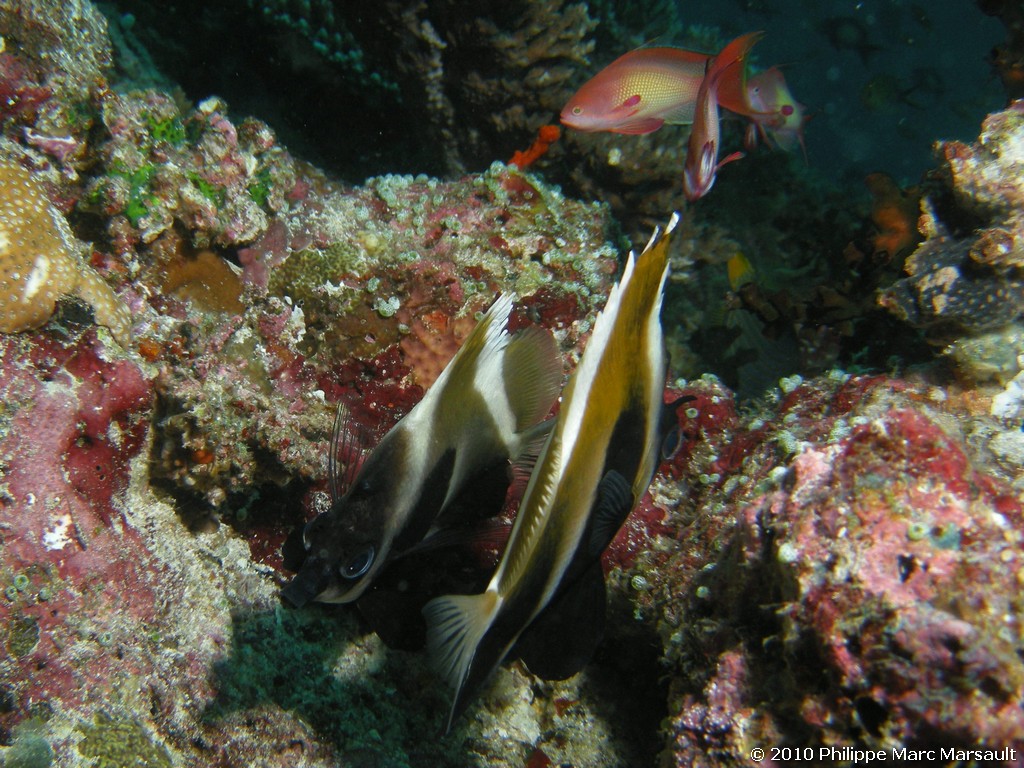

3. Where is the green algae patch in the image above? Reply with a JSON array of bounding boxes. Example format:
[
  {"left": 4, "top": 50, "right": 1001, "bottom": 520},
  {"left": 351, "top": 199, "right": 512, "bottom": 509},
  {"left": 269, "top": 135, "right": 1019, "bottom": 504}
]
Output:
[
  {"left": 76, "top": 712, "right": 173, "bottom": 768},
  {"left": 5, "top": 614, "right": 40, "bottom": 658},
  {"left": 204, "top": 607, "right": 449, "bottom": 768},
  {"left": 3, "top": 719, "right": 54, "bottom": 768}
]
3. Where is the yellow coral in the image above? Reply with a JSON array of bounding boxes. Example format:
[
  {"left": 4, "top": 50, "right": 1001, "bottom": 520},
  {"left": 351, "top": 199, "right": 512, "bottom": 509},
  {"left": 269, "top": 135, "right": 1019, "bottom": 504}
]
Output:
[{"left": 0, "top": 160, "right": 130, "bottom": 345}]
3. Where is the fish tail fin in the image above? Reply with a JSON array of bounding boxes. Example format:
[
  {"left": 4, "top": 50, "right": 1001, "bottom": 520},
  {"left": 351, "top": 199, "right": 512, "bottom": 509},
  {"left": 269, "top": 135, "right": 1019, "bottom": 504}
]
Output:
[
  {"left": 423, "top": 590, "right": 499, "bottom": 732},
  {"left": 711, "top": 31, "right": 764, "bottom": 109},
  {"left": 713, "top": 31, "right": 763, "bottom": 77}
]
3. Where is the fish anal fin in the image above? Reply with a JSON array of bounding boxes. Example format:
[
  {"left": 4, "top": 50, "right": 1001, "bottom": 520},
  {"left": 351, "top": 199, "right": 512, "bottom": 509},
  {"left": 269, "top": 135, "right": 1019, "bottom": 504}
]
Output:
[
  {"left": 589, "top": 469, "right": 635, "bottom": 559},
  {"left": 613, "top": 118, "right": 665, "bottom": 135},
  {"left": 501, "top": 326, "right": 562, "bottom": 433},
  {"left": 514, "top": 563, "right": 607, "bottom": 681}
]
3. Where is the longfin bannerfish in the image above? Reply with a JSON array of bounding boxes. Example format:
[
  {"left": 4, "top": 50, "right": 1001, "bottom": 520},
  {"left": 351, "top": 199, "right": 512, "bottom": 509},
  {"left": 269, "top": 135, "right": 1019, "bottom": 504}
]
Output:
[
  {"left": 282, "top": 293, "right": 562, "bottom": 608},
  {"left": 423, "top": 214, "right": 681, "bottom": 733}
]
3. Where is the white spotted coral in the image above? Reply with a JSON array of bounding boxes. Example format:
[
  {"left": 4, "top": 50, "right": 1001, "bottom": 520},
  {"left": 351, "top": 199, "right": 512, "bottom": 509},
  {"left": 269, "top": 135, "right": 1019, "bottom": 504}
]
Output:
[{"left": 0, "top": 160, "right": 131, "bottom": 345}]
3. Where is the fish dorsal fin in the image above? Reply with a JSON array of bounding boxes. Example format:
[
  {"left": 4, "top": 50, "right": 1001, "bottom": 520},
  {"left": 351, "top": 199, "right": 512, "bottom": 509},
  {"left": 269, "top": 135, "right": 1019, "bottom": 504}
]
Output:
[
  {"left": 588, "top": 470, "right": 635, "bottom": 558},
  {"left": 514, "top": 562, "right": 607, "bottom": 681},
  {"left": 500, "top": 326, "right": 562, "bottom": 434},
  {"left": 423, "top": 590, "right": 499, "bottom": 732},
  {"left": 432, "top": 293, "right": 515, "bottom": 403},
  {"left": 329, "top": 401, "right": 374, "bottom": 503}
]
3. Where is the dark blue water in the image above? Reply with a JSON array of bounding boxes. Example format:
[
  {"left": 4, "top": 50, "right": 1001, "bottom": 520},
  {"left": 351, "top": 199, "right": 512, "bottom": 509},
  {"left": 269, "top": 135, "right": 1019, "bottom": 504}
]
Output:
[{"left": 696, "top": 0, "right": 1005, "bottom": 184}]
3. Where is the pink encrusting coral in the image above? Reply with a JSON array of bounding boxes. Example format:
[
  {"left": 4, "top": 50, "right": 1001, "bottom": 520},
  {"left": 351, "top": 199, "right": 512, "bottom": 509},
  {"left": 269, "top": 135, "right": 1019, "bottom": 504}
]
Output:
[
  {"left": 0, "top": 330, "right": 158, "bottom": 718},
  {"left": 628, "top": 373, "right": 1024, "bottom": 761}
]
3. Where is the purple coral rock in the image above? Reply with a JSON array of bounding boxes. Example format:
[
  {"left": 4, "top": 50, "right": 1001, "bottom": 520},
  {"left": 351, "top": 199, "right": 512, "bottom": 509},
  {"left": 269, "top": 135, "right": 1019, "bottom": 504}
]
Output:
[{"left": 650, "top": 374, "right": 1024, "bottom": 761}]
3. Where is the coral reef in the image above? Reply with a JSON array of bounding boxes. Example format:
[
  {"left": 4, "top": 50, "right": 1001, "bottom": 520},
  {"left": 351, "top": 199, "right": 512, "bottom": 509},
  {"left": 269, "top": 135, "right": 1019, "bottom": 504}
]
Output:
[
  {"left": 0, "top": 0, "right": 112, "bottom": 166},
  {"left": 629, "top": 373, "right": 1024, "bottom": 762},
  {"left": 879, "top": 101, "right": 1024, "bottom": 383},
  {"left": 0, "top": 159, "right": 131, "bottom": 345},
  {"left": 144, "top": 158, "right": 617, "bottom": 516},
  {"left": 1, "top": 1, "right": 1022, "bottom": 766},
  {"left": 81, "top": 90, "right": 298, "bottom": 251}
]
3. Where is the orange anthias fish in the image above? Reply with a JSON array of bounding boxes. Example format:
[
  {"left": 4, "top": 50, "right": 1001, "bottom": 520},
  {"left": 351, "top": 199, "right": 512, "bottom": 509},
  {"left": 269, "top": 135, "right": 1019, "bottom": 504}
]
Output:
[
  {"left": 744, "top": 67, "right": 809, "bottom": 156},
  {"left": 683, "top": 32, "right": 763, "bottom": 201},
  {"left": 560, "top": 42, "right": 754, "bottom": 135}
]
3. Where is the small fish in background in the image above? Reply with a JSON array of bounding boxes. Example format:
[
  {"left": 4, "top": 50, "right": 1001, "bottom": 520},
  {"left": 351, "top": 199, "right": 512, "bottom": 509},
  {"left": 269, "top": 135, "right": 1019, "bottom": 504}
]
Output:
[
  {"left": 743, "top": 66, "right": 809, "bottom": 157},
  {"left": 818, "top": 15, "right": 884, "bottom": 66},
  {"left": 726, "top": 250, "right": 757, "bottom": 292},
  {"left": 282, "top": 293, "right": 562, "bottom": 608},
  {"left": 864, "top": 172, "right": 923, "bottom": 261},
  {"left": 559, "top": 43, "right": 753, "bottom": 135},
  {"left": 423, "top": 214, "right": 684, "bottom": 733},
  {"left": 683, "top": 32, "right": 763, "bottom": 201}
]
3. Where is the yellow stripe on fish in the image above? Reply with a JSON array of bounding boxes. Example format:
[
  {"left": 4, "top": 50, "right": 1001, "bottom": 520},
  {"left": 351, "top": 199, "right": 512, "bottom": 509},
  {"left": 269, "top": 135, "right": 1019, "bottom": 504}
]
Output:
[{"left": 423, "top": 214, "right": 681, "bottom": 732}]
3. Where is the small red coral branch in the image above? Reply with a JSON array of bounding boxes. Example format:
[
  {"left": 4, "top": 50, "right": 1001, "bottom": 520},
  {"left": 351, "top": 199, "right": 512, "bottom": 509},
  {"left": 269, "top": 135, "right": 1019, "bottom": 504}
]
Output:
[{"left": 508, "top": 125, "right": 561, "bottom": 169}]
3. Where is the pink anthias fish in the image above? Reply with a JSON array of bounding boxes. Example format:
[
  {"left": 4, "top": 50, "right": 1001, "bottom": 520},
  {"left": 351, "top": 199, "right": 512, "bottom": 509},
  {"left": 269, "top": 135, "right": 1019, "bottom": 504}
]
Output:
[
  {"left": 559, "top": 41, "right": 755, "bottom": 135},
  {"left": 683, "top": 32, "right": 763, "bottom": 201},
  {"left": 743, "top": 66, "right": 809, "bottom": 157}
]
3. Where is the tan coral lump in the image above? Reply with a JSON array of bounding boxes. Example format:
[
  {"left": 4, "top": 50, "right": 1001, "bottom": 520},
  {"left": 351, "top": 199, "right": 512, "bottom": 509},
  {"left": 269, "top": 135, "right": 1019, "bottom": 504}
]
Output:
[{"left": 0, "top": 160, "right": 131, "bottom": 345}]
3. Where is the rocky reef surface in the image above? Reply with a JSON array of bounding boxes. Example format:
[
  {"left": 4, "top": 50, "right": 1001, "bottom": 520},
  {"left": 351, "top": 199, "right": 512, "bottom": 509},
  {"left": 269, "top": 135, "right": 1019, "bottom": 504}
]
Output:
[{"left": 1, "top": 1, "right": 1022, "bottom": 766}]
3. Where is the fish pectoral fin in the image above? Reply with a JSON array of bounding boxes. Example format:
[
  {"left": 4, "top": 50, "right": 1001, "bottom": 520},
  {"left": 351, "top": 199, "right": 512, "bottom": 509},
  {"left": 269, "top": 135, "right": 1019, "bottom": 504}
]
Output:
[
  {"left": 502, "top": 326, "right": 562, "bottom": 433},
  {"left": 514, "top": 563, "right": 607, "bottom": 681},
  {"left": 328, "top": 400, "right": 378, "bottom": 502},
  {"left": 588, "top": 470, "right": 635, "bottom": 559},
  {"left": 509, "top": 417, "right": 554, "bottom": 495}
]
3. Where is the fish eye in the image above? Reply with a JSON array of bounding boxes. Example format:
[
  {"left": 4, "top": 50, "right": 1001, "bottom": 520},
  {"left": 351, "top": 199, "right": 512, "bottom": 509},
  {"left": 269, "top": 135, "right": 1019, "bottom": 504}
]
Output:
[
  {"left": 572, "top": 106, "right": 583, "bottom": 115},
  {"left": 661, "top": 425, "right": 684, "bottom": 461},
  {"left": 340, "top": 546, "right": 375, "bottom": 579}
]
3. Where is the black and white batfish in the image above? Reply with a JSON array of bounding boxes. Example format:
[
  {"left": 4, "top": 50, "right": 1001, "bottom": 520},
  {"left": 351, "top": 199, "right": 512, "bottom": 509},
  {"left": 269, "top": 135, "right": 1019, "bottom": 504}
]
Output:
[
  {"left": 282, "top": 293, "right": 562, "bottom": 608},
  {"left": 423, "top": 214, "right": 681, "bottom": 731}
]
